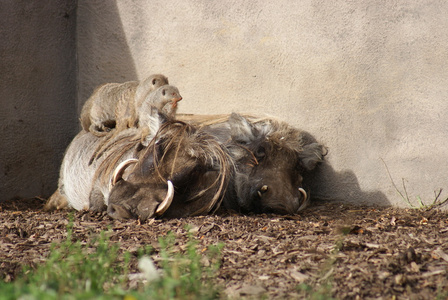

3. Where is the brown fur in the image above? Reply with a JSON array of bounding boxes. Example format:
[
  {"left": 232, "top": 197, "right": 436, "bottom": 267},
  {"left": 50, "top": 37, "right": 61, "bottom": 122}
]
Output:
[
  {"left": 79, "top": 74, "right": 169, "bottom": 136},
  {"left": 45, "top": 114, "right": 232, "bottom": 220},
  {"left": 43, "top": 189, "right": 68, "bottom": 211},
  {"left": 89, "top": 94, "right": 175, "bottom": 163},
  {"left": 104, "top": 120, "right": 232, "bottom": 220},
  {"left": 88, "top": 83, "right": 183, "bottom": 163},
  {"left": 179, "top": 112, "right": 327, "bottom": 215},
  {"left": 138, "top": 85, "right": 182, "bottom": 146}
]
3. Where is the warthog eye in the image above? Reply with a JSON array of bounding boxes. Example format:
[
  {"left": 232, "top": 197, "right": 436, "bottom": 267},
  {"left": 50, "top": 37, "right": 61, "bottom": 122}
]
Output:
[
  {"left": 254, "top": 146, "right": 266, "bottom": 161},
  {"left": 235, "top": 139, "right": 249, "bottom": 145}
]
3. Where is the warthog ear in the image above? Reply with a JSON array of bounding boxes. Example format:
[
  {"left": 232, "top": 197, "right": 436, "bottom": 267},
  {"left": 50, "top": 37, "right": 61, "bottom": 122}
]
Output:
[
  {"left": 299, "top": 143, "right": 327, "bottom": 171},
  {"left": 229, "top": 113, "right": 258, "bottom": 144}
]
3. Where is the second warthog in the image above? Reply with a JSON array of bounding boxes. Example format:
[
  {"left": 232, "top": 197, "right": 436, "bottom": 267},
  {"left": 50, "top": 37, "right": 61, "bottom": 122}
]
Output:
[{"left": 179, "top": 112, "right": 327, "bottom": 215}]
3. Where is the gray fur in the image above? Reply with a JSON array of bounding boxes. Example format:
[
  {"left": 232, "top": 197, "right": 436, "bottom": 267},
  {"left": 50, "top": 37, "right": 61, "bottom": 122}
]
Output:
[
  {"left": 178, "top": 112, "right": 327, "bottom": 215},
  {"left": 79, "top": 74, "right": 169, "bottom": 136},
  {"left": 45, "top": 114, "right": 232, "bottom": 222}
]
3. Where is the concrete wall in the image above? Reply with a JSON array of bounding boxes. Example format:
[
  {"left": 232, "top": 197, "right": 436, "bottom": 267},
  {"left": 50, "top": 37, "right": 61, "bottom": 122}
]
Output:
[
  {"left": 77, "top": 0, "right": 448, "bottom": 207},
  {"left": 3, "top": 1, "right": 448, "bottom": 207},
  {"left": 0, "top": 1, "right": 77, "bottom": 201}
]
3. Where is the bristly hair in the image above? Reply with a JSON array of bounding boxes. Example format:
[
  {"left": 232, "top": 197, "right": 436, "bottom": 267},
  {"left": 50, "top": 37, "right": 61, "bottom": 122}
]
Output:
[
  {"left": 93, "top": 113, "right": 166, "bottom": 186},
  {"left": 143, "top": 120, "right": 232, "bottom": 215},
  {"left": 94, "top": 120, "right": 232, "bottom": 216},
  {"left": 178, "top": 113, "right": 307, "bottom": 154},
  {"left": 94, "top": 127, "right": 142, "bottom": 188}
]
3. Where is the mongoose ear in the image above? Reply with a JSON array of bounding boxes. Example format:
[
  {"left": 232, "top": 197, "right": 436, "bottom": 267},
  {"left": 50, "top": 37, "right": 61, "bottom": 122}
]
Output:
[
  {"left": 299, "top": 143, "right": 327, "bottom": 171},
  {"left": 228, "top": 113, "right": 259, "bottom": 144}
]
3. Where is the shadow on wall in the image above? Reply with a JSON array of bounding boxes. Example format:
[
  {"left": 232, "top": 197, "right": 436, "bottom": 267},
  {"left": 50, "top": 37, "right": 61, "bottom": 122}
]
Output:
[
  {"left": 297, "top": 129, "right": 390, "bottom": 207},
  {"left": 77, "top": 0, "right": 138, "bottom": 116},
  {"left": 306, "top": 161, "right": 391, "bottom": 207},
  {"left": 293, "top": 130, "right": 389, "bottom": 207},
  {"left": 0, "top": 1, "right": 77, "bottom": 201}
]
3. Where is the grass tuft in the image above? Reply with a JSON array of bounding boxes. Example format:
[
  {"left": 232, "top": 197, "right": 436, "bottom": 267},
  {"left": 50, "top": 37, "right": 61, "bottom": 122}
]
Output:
[
  {"left": 381, "top": 158, "right": 448, "bottom": 210},
  {"left": 0, "top": 222, "right": 223, "bottom": 300},
  {"left": 132, "top": 230, "right": 224, "bottom": 300}
]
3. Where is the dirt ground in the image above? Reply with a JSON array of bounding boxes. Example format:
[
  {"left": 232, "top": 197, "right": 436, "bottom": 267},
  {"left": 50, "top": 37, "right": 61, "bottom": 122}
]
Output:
[{"left": 1, "top": 197, "right": 448, "bottom": 299}]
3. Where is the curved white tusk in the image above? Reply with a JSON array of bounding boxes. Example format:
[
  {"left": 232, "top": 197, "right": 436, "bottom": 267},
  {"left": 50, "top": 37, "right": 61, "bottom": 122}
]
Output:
[
  {"left": 155, "top": 180, "right": 174, "bottom": 216},
  {"left": 297, "top": 187, "right": 309, "bottom": 212},
  {"left": 111, "top": 158, "right": 139, "bottom": 187},
  {"left": 298, "top": 187, "right": 307, "bottom": 203}
]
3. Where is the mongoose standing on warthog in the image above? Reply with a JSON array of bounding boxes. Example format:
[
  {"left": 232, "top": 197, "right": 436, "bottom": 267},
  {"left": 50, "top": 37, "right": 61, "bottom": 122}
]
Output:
[
  {"left": 138, "top": 85, "right": 182, "bottom": 146},
  {"left": 89, "top": 83, "right": 183, "bottom": 162},
  {"left": 140, "top": 85, "right": 182, "bottom": 120},
  {"left": 79, "top": 74, "right": 169, "bottom": 136}
]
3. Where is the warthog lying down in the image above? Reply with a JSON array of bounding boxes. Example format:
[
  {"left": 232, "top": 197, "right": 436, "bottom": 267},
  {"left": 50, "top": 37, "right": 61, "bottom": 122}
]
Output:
[
  {"left": 179, "top": 113, "right": 327, "bottom": 215},
  {"left": 45, "top": 113, "right": 231, "bottom": 221}
]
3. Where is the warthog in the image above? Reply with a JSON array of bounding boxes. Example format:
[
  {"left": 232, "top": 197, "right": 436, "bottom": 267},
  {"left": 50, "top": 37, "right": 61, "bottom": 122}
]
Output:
[
  {"left": 178, "top": 113, "right": 327, "bottom": 215},
  {"left": 45, "top": 113, "right": 231, "bottom": 221}
]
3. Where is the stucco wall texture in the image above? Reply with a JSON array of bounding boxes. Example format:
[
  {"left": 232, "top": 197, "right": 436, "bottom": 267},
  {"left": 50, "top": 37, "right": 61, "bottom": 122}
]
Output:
[
  {"left": 0, "top": 1, "right": 77, "bottom": 201},
  {"left": 2, "top": 1, "right": 448, "bottom": 207},
  {"left": 77, "top": 1, "right": 448, "bottom": 207}
]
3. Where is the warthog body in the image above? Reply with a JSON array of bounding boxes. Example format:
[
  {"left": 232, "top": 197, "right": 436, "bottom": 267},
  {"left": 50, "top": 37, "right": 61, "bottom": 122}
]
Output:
[
  {"left": 46, "top": 114, "right": 231, "bottom": 221},
  {"left": 178, "top": 113, "right": 326, "bottom": 215},
  {"left": 45, "top": 129, "right": 140, "bottom": 212}
]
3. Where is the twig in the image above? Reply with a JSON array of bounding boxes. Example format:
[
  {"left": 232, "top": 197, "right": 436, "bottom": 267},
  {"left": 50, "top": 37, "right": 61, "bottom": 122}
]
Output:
[
  {"left": 429, "top": 188, "right": 448, "bottom": 209},
  {"left": 382, "top": 158, "right": 448, "bottom": 210},
  {"left": 381, "top": 158, "right": 413, "bottom": 208},
  {"left": 401, "top": 178, "right": 415, "bottom": 208}
]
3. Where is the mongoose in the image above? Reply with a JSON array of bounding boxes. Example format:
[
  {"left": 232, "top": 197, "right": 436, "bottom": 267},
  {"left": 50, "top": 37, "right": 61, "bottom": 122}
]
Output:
[
  {"left": 79, "top": 74, "right": 169, "bottom": 136},
  {"left": 138, "top": 85, "right": 182, "bottom": 127},
  {"left": 138, "top": 85, "right": 183, "bottom": 146},
  {"left": 89, "top": 84, "right": 182, "bottom": 162}
]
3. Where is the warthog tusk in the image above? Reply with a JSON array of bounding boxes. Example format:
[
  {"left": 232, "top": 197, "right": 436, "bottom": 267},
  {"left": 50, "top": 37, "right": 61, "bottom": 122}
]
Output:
[
  {"left": 111, "top": 158, "right": 139, "bottom": 188},
  {"left": 296, "top": 187, "right": 309, "bottom": 213},
  {"left": 155, "top": 180, "right": 174, "bottom": 216},
  {"left": 257, "top": 185, "right": 269, "bottom": 198},
  {"left": 297, "top": 187, "right": 309, "bottom": 212},
  {"left": 298, "top": 188, "right": 307, "bottom": 203}
]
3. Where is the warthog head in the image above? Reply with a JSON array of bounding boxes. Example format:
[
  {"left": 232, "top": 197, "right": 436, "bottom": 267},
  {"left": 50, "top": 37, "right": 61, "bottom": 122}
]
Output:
[
  {"left": 223, "top": 113, "right": 326, "bottom": 215},
  {"left": 106, "top": 120, "right": 231, "bottom": 221}
]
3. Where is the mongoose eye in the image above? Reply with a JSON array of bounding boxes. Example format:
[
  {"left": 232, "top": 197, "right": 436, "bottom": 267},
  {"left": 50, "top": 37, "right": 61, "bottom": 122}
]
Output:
[
  {"left": 162, "top": 89, "right": 166, "bottom": 96},
  {"left": 152, "top": 78, "right": 157, "bottom": 85}
]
